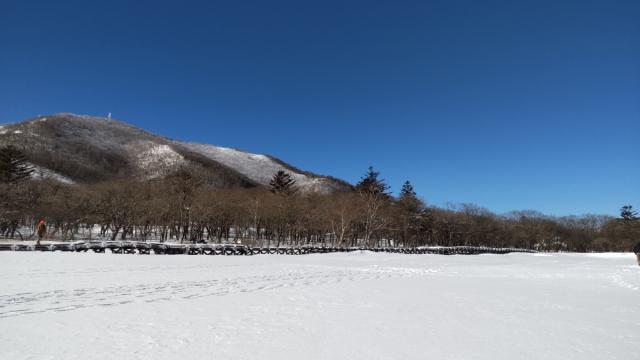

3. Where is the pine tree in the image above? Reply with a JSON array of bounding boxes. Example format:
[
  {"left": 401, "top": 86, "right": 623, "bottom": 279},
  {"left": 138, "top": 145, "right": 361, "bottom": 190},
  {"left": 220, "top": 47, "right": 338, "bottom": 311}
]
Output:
[
  {"left": 397, "top": 180, "right": 424, "bottom": 212},
  {"left": 398, "top": 180, "right": 422, "bottom": 212},
  {"left": 355, "top": 166, "right": 390, "bottom": 196},
  {"left": 399, "top": 181, "right": 416, "bottom": 200},
  {"left": 620, "top": 205, "right": 638, "bottom": 222},
  {"left": 396, "top": 180, "right": 426, "bottom": 247},
  {"left": 0, "top": 145, "right": 34, "bottom": 184},
  {"left": 269, "top": 170, "right": 296, "bottom": 195}
]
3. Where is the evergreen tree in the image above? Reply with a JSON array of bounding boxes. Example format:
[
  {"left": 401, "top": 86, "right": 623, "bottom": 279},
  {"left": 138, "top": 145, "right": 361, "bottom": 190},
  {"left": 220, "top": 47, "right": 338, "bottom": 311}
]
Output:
[
  {"left": 396, "top": 180, "right": 426, "bottom": 247},
  {"left": 0, "top": 145, "right": 34, "bottom": 184},
  {"left": 398, "top": 180, "right": 422, "bottom": 212},
  {"left": 355, "top": 166, "right": 390, "bottom": 196},
  {"left": 269, "top": 170, "right": 296, "bottom": 195},
  {"left": 399, "top": 181, "right": 416, "bottom": 200},
  {"left": 620, "top": 205, "right": 638, "bottom": 222}
]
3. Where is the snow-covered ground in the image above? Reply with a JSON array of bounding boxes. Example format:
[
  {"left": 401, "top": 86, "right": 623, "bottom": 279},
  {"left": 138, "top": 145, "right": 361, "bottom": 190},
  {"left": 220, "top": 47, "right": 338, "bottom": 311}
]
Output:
[{"left": 1, "top": 252, "right": 638, "bottom": 360}]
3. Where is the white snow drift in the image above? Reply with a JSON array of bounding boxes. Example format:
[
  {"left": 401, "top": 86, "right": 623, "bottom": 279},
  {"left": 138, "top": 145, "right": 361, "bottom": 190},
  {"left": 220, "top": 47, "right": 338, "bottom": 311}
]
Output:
[{"left": 0, "top": 252, "right": 638, "bottom": 360}]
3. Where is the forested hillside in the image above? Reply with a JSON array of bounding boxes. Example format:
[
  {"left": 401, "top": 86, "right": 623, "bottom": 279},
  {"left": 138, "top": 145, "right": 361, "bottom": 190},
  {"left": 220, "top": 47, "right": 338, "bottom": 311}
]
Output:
[
  {"left": 0, "top": 113, "right": 351, "bottom": 192},
  {"left": 1, "top": 147, "right": 638, "bottom": 251}
]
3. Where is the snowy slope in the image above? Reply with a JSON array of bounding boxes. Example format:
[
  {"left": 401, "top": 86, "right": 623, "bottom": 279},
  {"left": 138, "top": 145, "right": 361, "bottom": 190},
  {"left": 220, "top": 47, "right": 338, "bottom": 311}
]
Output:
[
  {"left": 182, "top": 142, "right": 341, "bottom": 193},
  {"left": 129, "top": 141, "right": 186, "bottom": 179},
  {"left": 1, "top": 252, "right": 638, "bottom": 360},
  {"left": 29, "top": 163, "right": 74, "bottom": 184}
]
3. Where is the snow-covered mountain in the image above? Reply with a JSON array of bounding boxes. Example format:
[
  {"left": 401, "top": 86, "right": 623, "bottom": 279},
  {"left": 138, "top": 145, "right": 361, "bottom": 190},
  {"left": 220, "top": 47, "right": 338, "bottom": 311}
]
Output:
[{"left": 0, "top": 113, "right": 352, "bottom": 193}]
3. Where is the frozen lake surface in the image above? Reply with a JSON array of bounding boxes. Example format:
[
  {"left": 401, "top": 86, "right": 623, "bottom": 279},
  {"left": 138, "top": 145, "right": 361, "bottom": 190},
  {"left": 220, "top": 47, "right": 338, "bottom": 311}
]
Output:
[{"left": 1, "top": 252, "right": 638, "bottom": 360}]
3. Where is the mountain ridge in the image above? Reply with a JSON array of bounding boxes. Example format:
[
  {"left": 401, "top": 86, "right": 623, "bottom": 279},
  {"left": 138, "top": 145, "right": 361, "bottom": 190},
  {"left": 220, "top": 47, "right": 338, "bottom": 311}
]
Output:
[{"left": 0, "top": 113, "right": 353, "bottom": 193}]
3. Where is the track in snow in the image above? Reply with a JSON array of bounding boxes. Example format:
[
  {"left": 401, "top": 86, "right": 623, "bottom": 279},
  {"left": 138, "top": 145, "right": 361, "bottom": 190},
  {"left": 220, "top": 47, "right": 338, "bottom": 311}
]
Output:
[{"left": 0, "top": 264, "right": 437, "bottom": 318}]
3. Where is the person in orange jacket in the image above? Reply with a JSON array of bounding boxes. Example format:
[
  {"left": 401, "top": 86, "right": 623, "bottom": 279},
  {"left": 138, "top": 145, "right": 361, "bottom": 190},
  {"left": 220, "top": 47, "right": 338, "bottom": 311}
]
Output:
[{"left": 36, "top": 219, "right": 46, "bottom": 246}]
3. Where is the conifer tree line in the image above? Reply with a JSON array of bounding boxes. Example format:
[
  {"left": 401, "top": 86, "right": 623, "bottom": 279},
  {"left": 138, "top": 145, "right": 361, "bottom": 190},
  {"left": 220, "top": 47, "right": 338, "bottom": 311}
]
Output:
[{"left": 0, "top": 146, "right": 638, "bottom": 251}]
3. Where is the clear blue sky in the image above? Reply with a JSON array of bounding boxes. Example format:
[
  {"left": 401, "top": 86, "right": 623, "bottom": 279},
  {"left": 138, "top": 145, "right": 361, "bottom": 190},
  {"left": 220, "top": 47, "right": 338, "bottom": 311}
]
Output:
[{"left": 1, "top": 0, "right": 638, "bottom": 216}]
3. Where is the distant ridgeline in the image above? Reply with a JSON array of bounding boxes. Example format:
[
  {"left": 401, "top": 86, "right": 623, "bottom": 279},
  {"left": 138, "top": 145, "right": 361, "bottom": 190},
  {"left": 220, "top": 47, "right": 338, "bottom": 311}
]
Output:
[{"left": 0, "top": 114, "right": 638, "bottom": 252}]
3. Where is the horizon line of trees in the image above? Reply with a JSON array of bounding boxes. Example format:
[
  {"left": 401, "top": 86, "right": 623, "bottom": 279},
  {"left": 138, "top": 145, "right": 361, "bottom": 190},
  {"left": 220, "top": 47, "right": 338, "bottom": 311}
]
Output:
[{"left": 1, "top": 146, "right": 638, "bottom": 251}]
